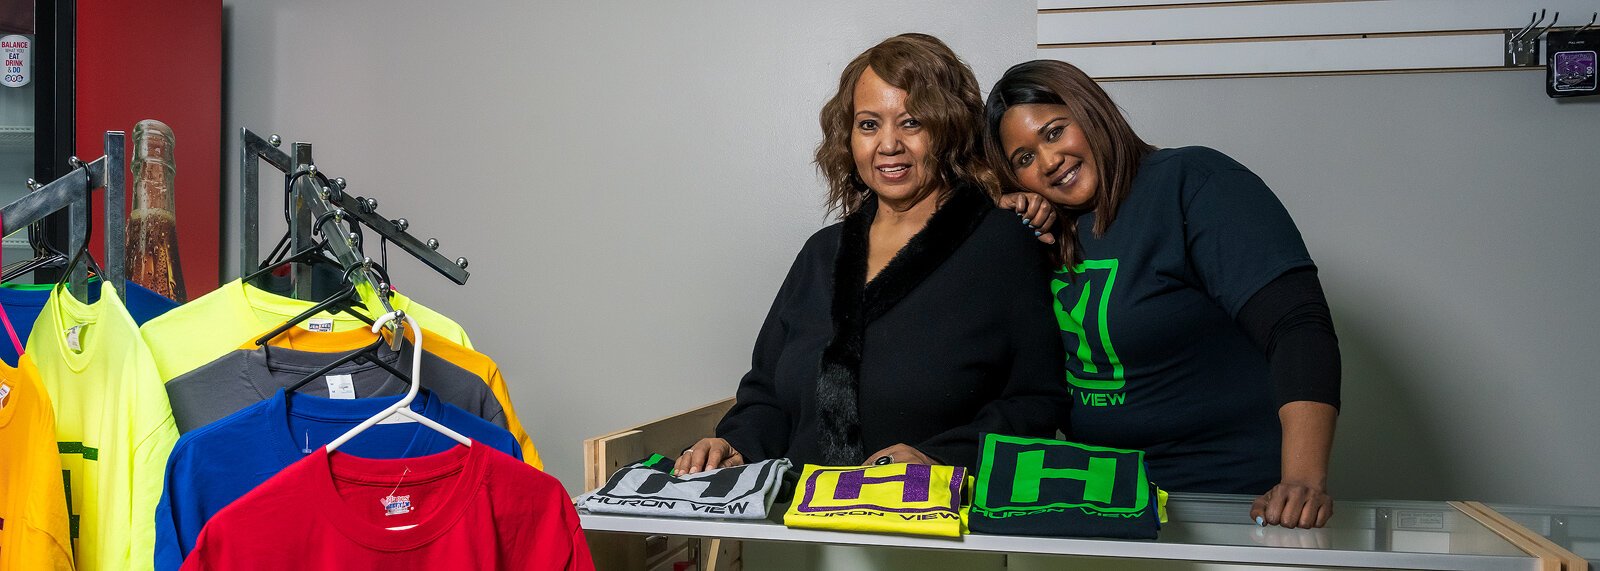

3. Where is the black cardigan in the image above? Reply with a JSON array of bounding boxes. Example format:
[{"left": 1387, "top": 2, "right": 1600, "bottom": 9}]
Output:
[{"left": 716, "top": 187, "right": 1069, "bottom": 469}]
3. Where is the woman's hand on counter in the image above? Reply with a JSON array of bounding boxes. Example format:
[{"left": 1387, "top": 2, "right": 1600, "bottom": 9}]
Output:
[
  {"left": 674, "top": 438, "right": 744, "bottom": 476},
  {"left": 1250, "top": 480, "right": 1333, "bottom": 529},
  {"left": 862, "top": 443, "right": 935, "bottom": 466}
]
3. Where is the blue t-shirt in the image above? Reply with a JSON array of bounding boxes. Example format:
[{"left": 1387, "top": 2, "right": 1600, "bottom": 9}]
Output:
[
  {"left": 0, "top": 280, "right": 179, "bottom": 365},
  {"left": 1056, "top": 146, "right": 1313, "bottom": 495},
  {"left": 152, "top": 388, "right": 522, "bottom": 571}
]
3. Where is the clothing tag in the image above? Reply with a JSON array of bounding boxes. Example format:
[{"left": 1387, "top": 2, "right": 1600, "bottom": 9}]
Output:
[
  {"left": 301, "top": 430, "right": 313, "bottom": 454},
  {"left": 305, "top": 318, "right": 335, "bottom": 333},
  {"left": 380, "top": 494, "right": 413, "bottom": 516},
  {"left": 64, "top": 325, "right": 82, "bottom": 352},
  {"left": 0, "top": 381, "right": 11, "bottom": 410},
  {"left": 325, "top": 374, "right": 356, "bottom": 399}
]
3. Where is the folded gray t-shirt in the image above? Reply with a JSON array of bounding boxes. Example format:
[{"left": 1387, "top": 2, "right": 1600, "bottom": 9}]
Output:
[
  {"left": 578, "top": 457, "right": 793, "bottom": 520},
  {"left": 165, "top": 342, "right": 505, "bottom": 433}
]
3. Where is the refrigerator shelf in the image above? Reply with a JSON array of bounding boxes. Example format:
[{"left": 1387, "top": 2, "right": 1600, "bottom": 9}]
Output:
[{"left": 0, "top": 125, "right": 32, "bottom": 151}]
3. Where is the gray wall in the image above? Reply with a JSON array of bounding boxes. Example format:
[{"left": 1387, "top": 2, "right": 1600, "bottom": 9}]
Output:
[
  {"left": 221, "top": 0, "right": 1035, "bottom": 494},
  {"left": 1104, "top": 71, "right": 1600, "bottom": 506},
  {"left": 222, "top": 1, "right": 1600, "bottom": 506}
]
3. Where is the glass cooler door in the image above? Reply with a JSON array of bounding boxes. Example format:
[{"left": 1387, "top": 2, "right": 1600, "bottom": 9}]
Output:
[{"left": 0, "top": 27, "right": 34, "bottom": 266}]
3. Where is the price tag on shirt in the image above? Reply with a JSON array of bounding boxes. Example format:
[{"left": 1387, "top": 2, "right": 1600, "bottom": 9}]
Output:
[
  {"left": 325, "top": 374, "right": 356, "bottom": 399},
  {"left": 64, "top": 325, "right": 83, "bottom": 352}
]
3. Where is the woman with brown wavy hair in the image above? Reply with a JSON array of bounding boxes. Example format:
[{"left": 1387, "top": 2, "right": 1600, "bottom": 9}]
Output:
[
  {"left": 988, "top": 59, "right": 1341, "bottom": 529},
  {"left": 675, "top": 34, "right": 1068, "bottom": 473}
]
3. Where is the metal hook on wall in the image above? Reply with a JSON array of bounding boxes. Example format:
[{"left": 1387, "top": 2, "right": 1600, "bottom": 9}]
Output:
[
  {"left": 1513, "top": 10, "right": 1545, "bottom": 41},
  {"left": 1575, "top": 13, "right": 1597, "bottom": 35},
  {"left": 1506, "top": 10, "right": 1560, "bottom": 67}
]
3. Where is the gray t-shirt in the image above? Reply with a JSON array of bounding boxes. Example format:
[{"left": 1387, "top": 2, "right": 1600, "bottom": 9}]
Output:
[
  {"left": 165, "top": 342, "right": 506, "bottom": 433},
  {"left": 577, "top": 458, "right": 793, "bottom": 520}
]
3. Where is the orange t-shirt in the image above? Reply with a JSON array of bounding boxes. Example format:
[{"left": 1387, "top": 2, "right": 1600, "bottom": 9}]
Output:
[
  {"left": 0, "top": 355, "right": 75, "bottom": 571},
  {"left": 251, "top": 327, "right": 542, "bottom": 470}
]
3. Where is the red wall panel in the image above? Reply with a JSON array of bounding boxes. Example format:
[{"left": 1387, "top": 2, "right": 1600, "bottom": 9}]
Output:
[{"left": 76, "top": 0, "right": 221, "bottom": 298}]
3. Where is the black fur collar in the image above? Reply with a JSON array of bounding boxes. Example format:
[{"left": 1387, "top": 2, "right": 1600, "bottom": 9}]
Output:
[{"left": 815, "top": 185, "right": 992, "bottom": 464}]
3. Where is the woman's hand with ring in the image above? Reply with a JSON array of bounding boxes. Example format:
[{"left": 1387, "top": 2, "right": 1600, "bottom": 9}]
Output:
[
  {"left": 674, "top": 437, "right": 745, "bottom": 476},
  {"left": 861, "top": 443, "right": 935, "bottom": 466}
]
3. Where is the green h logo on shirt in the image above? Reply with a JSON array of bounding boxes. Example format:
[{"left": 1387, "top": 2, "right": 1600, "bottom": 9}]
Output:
[
  {"left": 975, "top": 434, "right": 1148, "bottom": 518},
  {"left": 1053, "top": 259, "right": 1126, "bottom": 395},
  {"left": 1011, "top": 450, "right": 1116, "bottom": 504}
]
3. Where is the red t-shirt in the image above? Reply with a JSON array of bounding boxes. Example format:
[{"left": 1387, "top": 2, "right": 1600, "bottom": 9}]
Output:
[{"left": 180, "top": 442, "right": 592, "bottom": 570}]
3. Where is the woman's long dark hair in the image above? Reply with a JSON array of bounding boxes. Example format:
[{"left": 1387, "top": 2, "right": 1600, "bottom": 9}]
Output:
[{"left": 984, "top": 60, "right": 1153, "bottom": 270}]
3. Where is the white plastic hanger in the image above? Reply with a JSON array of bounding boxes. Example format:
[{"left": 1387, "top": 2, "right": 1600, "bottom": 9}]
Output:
[{"left": 324, "top": 311, "right": 472, "bottom": 452}]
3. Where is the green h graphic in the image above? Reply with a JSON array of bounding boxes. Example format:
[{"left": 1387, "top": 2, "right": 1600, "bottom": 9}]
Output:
[{"left": 1010, "top": 450, "right": 1117, "bottom": 504}]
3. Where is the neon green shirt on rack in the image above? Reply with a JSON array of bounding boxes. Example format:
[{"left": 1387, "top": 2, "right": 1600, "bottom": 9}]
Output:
[
  {"left": 29, "top": 282, "right": 179, "bottom": 571},
  {"left": 139, "top": 279, "right": 472, "bottom": 382}
]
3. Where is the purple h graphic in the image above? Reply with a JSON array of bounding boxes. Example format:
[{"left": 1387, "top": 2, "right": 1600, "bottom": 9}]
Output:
[{"left": 834, "top": 464, "right": 932, "bottom": 502}]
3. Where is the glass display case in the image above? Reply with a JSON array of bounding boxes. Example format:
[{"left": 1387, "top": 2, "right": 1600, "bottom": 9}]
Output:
[
  {"left": 581, "top": 399, "right": 1589, "bottom": 570},
  {"left": 582, "top": 495, "right": 1561, "bottom": 570}
]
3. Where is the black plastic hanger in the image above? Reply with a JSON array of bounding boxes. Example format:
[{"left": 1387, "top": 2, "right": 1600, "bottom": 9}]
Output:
[
  {"left": 259, "top": 168, "right": 333, "bottom": 270},
  {"left": 281, "top": 331, "right": 414, "bottom": 393},
  {"left": 51, "top": 173, "right": 105, "bottom": 296},
  {"left": 253, "top": 263, "right": 373, "bottom": 347},
  {"left": 1, "top": 183, "right": 74, "bottom": 284}
]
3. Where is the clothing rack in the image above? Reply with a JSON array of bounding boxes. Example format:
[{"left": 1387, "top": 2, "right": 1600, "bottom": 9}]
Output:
[
  {"left": 236, "top": 128, "right": 471, "bottom": 334},
  {"left": 0, "top": 131, "right": 126, "bottom": 302}
]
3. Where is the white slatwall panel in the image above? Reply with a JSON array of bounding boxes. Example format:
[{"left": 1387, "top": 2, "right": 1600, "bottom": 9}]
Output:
[
  {"left": 1037, "top": 0, "right": 1597, "bottom": 79},
  {"left": 1041, "top": 34, "right": 1501, "bottom": 78},
  {"left": 1039, "top": 0, "right": 1301, "bottom": 9}
]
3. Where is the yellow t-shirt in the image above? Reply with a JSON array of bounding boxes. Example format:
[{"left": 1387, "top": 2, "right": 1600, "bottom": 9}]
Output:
[
  {"left": 783, "top": 463, "right": 968, "bottom": 538},
  {"left": 253, "top": 326, "right": 543, "bottom": 470},
  {"left": 30, "top": 282, "right": 178, "bottom": 571},
  {"left": 139, "top": 279, "right": 472, "bottom": 382},
  {"left": 0, "top": 354, "right": 74, "bottom": 571}
]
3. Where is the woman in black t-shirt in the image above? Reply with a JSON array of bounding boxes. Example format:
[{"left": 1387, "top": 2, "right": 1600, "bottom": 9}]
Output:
[{"left": 984, "top": 60, "right": 1341, "bottom": 529}]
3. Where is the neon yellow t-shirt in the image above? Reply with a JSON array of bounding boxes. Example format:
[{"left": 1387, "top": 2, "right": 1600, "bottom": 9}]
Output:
[
  {"left": 30, "top": 282, "right": 178, "bottom": 571},
  {"left": 0, "top": 354, "right": 74, "bottom": 571},
  {"left": 783, "top": 463, "right": 968, "bottom": 538},
  {"left": 139, "top": 279, "right": 472, "bottom": 382}
]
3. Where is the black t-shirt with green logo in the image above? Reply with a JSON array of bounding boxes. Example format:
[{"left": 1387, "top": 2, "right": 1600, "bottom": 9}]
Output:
[
  {"left": 971, "top": 434, "right": 1161, "bottom": 539},
  {"left": 1057, "top": 146, "right": 1313, "bottom": 494}
]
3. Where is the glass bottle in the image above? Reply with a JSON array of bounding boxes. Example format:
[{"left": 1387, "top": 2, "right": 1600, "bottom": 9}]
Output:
[{"left": 126, "top": 119, "right": 186, "bottom": 301}]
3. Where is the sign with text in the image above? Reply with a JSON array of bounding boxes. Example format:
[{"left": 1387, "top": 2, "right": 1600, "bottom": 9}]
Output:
[{"left": 2, "top": 34, "right": 28, "bottom": 87}]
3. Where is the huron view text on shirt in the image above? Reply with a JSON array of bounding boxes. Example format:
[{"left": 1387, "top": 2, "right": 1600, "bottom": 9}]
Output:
[
  {"left": 1058, "top": 147, "right": 1313, "bottom": 493},
  {"left": 783, "top": 463, "right": 967, "bottom": 538},
  {"left": 578, "top": 456, "right": 792, "bottom": 520}
]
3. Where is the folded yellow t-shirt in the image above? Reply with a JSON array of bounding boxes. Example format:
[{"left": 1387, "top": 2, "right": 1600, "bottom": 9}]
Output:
[{"left": 783, "top": 463, "right": 967, "bottom": 538}]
